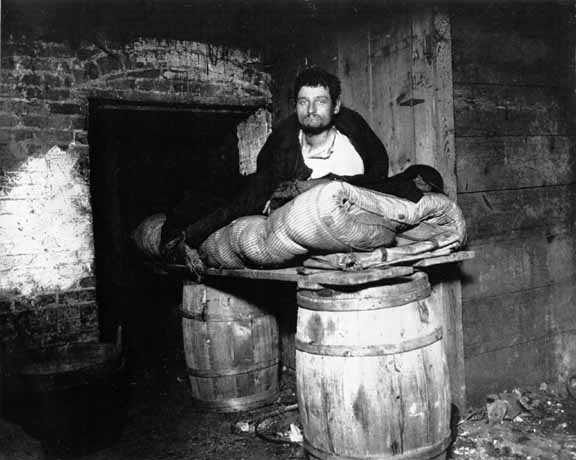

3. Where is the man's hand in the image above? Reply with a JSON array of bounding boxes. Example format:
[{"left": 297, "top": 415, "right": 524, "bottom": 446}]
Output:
[{"left": 183, "top": 245, "right": 205, "bottom": 280}]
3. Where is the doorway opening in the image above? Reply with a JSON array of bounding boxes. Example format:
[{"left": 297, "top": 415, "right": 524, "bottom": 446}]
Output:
[{"left": 88, "top": 98, "right": 256, "bottom": 380}]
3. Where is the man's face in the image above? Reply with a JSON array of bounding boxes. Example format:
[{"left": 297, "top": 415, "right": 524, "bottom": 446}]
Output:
[{"left": 296, "top": 85, "right": 341, "bottom": 134}]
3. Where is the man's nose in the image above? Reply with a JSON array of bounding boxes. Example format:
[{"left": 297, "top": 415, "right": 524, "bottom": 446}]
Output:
[{"left": 307, "top": 102, "right": 317, "bottom": 114}]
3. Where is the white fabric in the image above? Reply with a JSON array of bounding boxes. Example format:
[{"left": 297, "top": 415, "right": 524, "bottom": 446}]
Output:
[{"left": 301, "top": 129, "right": 365, "bottom": 179}]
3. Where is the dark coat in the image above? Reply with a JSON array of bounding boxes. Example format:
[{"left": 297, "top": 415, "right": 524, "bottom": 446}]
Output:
[{"left": 164, "top": 106, "right": 389, "bottom": 248}]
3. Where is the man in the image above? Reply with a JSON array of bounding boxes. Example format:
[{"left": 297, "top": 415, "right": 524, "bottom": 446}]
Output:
[{"left": 160, "top": 66, "right": 389, "bottom": 261}]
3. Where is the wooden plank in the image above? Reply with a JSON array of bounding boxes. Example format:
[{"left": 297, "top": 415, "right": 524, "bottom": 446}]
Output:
[
  {"left": 465, "top": 335, "right": 554, "bottom": 405},
  {"left": 450, "top": 3, "right": 568, "bottom": 41},
  {"left": 413, "top": 251, "right": 475, "bottom": 267},
  {"left": 553, "top": 330, "right": 576, "bottom": 396},
  {"left": 204, "top": 267, "right": 300, "bottom": 282},
  {"left": 300, "top": 265, "right": 414, "bottom": 287},
  {"left": 411, "top": 9, "right": 458, "bottom": 199},
  {"left": 456, "top": 136, "right": 574, "bottom": 192},
  {"left": 463, "top": 279, "right": 576, "bottom": 395},
  {"left": 337, "top": 18, "right": 373, "bottom": 125},
  {"left": 463, "top": 281, "right": 576, "bottom": 357},
  {"left": 459, "top": 185, "right": 576, "bottom": 240},
  {"left": 460, "top": 230, "right": 576, "bottom": 301},
  {"left": 409, "top": 8, "right": 464, "bottom": 410},
  {"left": 451, "top": 21, "right": 567, "bottom": 87},
  {"left": 454, "top": 84, "right": 571, "bottom": 137},
  {"left": 425, "top": 266, "right": 466, "bottom": 412},
  {"left": 369, "top": 9, "right": 415, "bottom": 175}
]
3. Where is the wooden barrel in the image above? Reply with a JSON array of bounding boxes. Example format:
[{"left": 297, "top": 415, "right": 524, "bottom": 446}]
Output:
[
  {"left": 5, "top": 338, "right": 127, "bottom": 457},
  {"left": 296, "top": 271, "right": 451, "bottom": 460},
  {"left": 182, "top": 280, "right": 280, "bottom": 412}
]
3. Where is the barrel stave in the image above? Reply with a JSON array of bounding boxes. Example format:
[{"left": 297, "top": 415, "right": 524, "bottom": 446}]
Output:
[{"left": 296, "top": 272, "right": 451, "bottom": 459}]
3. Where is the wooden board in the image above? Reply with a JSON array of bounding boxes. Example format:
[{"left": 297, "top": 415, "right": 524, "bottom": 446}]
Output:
[
  {"left": 203, "top": 267, "right": 301, "bottom": 283},
  {"left": 411, "top": 10, "right": 458, "bottom": 199},
  {"left": 369, "top": 9, "right": 415, "bottom": 175},
  {"left": 463, "top": 275, "right": 576, "bottom": 397},
  {"left": 409, "top": 9, "right": 464, "bottom": 409},
  {"left": 465, "top": 336, "right": 554, "bottom": 406},
  {"left": 456, "top": 136, "right": 574, "bottom": 192},
  {"left": 337, "top": 17, "right": 372, "bottom": 124},
  {"left": 460, "top": 230, "right": 576, "bottom": 301},
  {"left": 458, "top": 185, "right": 576, "bottom": 240},
  {"left": 454, "top": 84, "right": 570, "bottom": 137},
  {"left": 463, "top": 279, "right": 576, "bottom": 357},
  {"left": 452, "top": 18, "right": 568, "bottom": 87},
  {"left": 413, "top": 251, "right": 474, "bottom": 267}
]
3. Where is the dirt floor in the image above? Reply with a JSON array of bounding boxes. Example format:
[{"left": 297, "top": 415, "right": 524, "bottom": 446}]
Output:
[{"left": 6, "top": 364, "right": 576, "bottom": 460}]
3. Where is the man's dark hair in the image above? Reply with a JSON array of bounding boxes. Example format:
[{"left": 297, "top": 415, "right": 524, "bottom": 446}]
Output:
[{"left": 294, "top": 67, "right": 342, "bottom": 102}]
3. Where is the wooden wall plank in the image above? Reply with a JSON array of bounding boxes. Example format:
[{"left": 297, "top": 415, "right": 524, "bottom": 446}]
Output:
[
  {"left": 463, "top": 280, "right": 576, "bottom": 358},
  {"left": 451, "top": 4, "right": 570, "bottom": 87},
  {"left": 426, "top": 266, "right": 466, "bottom": 411},
  {"left": 370, "top": 10, "right": 415, "bottom": 175},
  {"left": 410, "top": 9, "right": 464, "bottom": 409},
  {"left": 454, "top": 84, "right": 571, "bottom": 137},
  {"left": 456, "top": 136, "right": 574, "bottom": 192},
  {"left": 451, "top": 2, "right": 573, "bottom": 403},
  {"left": 553, "top": 331, "right": 576, "bottom": 395},
  {"left": 461, "top": 231, "right": 576, "bottom": 301},
  {"left": 459, "top": 185, "right": 576, "bottom": 240},
  {"left": 337, "top": 20, "right": 372, "bottom": 125},
  {"left": 452, "top": 28, "right": 566, "bottom": 87},
  {"left": 411, "top": 10, "right": 457, "bottom": 199},
  {"left": 465, "top": 336, "right": 554, "bottom": 405}
]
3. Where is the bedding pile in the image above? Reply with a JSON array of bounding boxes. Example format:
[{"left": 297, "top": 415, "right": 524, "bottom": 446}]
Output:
[{"left": 198, "top": 181, "right": 466, "bottom": 269}]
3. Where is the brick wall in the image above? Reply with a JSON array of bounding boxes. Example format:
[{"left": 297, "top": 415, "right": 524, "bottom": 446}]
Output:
[{"left": 0, "top": 36, "right": 271, "bottom": 352}]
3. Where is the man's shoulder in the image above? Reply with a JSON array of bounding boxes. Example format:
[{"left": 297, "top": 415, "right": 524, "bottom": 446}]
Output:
[{"left": 337, "top": 106, "right": 368, "bottom": 124}]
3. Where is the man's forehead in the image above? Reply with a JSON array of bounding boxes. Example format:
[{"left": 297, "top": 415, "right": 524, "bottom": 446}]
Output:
[{"left": 297, "top": 85, "right": 331, "bottom": 98}]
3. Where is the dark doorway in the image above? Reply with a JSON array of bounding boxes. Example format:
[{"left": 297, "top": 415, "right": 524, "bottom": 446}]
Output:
[{"left": 88, "top": 99, "right": 256, "bottom": 382}]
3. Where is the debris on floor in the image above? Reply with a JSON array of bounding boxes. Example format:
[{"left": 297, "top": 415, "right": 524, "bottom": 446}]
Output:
[
  {"left": 450, "top": 384, "right": 576, "bottom": 460},
  {"left": 7, "top": 368, "right": 576, "bottom": 460}
]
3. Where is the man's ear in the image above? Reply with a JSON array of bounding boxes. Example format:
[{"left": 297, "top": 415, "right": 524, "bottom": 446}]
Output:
[{"left": 333, "top": 98, "right": 341, "bottom": 115}]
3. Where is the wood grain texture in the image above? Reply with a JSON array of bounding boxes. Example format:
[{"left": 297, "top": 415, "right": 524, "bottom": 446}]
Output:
[
  {"left": 465, "top": 335, "right": 554, "bottom": 406},
  {"left": 296, "top": 272, "right": 451, "bottom": 459},
  {"left": 454, "top": 84, "right": 571, "bottom": 137},
  {"left": 456, "top": 136, "right": 574, "bottom": 192},
  {"left": 412, "top": 10, "right": 458, "bottom": 200},
  {"left": 451, "top": 2, "right": 575, "bottom": 404},
  {"left": 452, "top": 18, "right": 567, "bottom": 86},
  {"left": 181, "top": 281, "right": 279, "bottom": 412},
  {"left": 460, "top": 230, "right": 576, "bottom": 301},
  {"left": 463, "top": 279, "right": 576, "bottom": 354},
  {"left": 409, "top": 8, "right": 463, "bottom": 409},
  {"left": 337, "top": 18, "right": 373, "bottom": 125},
  {"left": 463, "top": 277, "right": 576, "bottom": 398},
  {"left": 369, "top": 10, "right": 415, "bottom": 175},
  {"left": 458, "top": 185, "right": 576, "bottom": 240},
  {"left": 425, "top": 270, "right": 466, "bottom": 412}
]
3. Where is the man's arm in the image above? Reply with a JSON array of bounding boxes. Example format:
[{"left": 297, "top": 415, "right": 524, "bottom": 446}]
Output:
[{"left": 179, "top": 125, "right": 292, "bottom": 248}]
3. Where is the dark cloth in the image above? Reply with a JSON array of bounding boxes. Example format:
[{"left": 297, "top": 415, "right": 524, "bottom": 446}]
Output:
[
  {"left": 162, "top": 106, "right": 389, "bottom": 249},
  {"left": 266, "top": 165, "right": 445, "bottom": 214},
  {"left": 346, "top": 164, "right": 446, "bottom": 202}
]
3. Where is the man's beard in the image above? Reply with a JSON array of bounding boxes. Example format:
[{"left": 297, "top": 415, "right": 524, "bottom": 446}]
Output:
[{"left": 300, "top": 122, "right": 334, "bottom": 135}]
